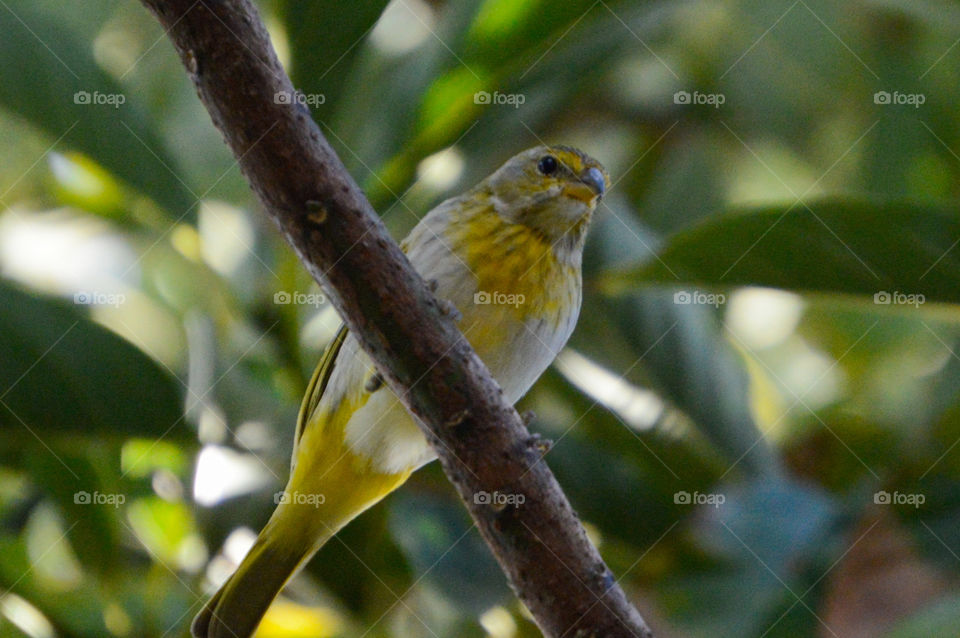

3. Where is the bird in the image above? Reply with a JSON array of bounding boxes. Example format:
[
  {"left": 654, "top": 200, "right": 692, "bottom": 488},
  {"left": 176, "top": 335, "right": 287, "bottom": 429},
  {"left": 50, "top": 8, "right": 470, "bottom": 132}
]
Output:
[{"left": 192, "top": 145, "right": 609, "bottom": 638}]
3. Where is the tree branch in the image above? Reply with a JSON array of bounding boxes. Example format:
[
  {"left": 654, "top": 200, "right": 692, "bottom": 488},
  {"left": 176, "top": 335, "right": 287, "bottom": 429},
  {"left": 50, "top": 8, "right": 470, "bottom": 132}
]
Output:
[{"left": 139, "top": 1, "right": 653, "bottom": 636}]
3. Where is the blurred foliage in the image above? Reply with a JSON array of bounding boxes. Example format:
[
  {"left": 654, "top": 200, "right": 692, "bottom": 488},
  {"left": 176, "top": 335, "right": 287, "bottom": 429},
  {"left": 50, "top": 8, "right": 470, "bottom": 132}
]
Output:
[{"left": 2, "top": 0, "right": 960, "bottom": 637}]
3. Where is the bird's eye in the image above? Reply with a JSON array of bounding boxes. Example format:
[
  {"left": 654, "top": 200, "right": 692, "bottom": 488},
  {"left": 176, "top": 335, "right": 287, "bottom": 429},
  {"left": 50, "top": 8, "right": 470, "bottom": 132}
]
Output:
[{"left": 537, "top": 155, "right": 558, "bottom": 175}]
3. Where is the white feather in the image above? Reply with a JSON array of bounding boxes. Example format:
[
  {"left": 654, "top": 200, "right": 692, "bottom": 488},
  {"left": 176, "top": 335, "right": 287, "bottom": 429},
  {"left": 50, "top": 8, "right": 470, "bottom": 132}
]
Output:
[{"left": 330, "top": 205, "right": 581, "bottom": 474}]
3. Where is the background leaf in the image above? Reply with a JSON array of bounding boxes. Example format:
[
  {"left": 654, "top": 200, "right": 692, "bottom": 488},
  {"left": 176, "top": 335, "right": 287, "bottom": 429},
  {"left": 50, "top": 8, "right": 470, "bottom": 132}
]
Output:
[
  {"left": 0, "top": 2, "right": 196, "bottom": 218},
  {"left": 605, "top": 200, "right": 960, "bottom": 305},
  {"left": 0, "top": 279, "right": 184, "bottom": 439}
]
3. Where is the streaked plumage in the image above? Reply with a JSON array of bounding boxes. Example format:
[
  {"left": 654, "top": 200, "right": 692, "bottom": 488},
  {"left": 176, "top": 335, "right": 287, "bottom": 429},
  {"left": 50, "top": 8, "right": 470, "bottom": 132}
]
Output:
[{"left": 193, "top": 145, "right": 608, "bottom": 638}]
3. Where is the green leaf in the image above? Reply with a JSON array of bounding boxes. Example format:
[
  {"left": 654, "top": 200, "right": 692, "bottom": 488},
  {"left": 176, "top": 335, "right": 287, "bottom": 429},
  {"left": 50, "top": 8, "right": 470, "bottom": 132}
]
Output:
[
  {"left": 281, "top": 0, "right": 392, "bottom": 119},
  {"left": 29, "top": 448, "right": 122, "bottom": 575},
  {"left": 603, "top": 199, "right": 960, "bottom": 305},
  {"left": 0, "top": 280, "right": 185, "bottom": 439},
  {"left": 0, "top": 2, "right": 195, "bottom": 217},
  {"left": 586, "top": 210, "right": 781, "bottom": 477},
  {"left": 0, "top": 533, "right": 110, "bottom": 637}
]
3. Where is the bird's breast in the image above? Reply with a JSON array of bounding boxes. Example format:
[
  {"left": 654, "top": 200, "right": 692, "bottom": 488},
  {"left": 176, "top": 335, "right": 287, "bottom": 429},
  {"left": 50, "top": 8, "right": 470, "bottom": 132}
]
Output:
[{"left": 436, "top": 211, "right": 582, "bottom": 403}]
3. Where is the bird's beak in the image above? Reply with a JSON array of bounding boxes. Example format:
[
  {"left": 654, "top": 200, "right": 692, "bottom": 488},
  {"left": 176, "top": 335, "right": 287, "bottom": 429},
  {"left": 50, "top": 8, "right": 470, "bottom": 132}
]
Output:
[{"left": 563, "top": 167, "right": 607, "bottom": 205}]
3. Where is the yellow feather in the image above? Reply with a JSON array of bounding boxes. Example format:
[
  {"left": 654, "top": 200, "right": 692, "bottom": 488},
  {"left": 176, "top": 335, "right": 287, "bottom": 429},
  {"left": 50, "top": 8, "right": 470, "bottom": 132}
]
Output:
[
  {"left": 194, "top": 391, "right": 411, "bottom": 638},
  {"left": 292, "top": 324, "right": 348, "bottom": 467},
  {"left": 451, "top": 209, "right": 576, "bottom": 319}
]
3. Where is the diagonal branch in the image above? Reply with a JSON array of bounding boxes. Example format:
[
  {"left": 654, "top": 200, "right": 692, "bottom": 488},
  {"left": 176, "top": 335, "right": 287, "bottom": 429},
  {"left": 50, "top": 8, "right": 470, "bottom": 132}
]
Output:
[{"left": 138, "top": 1, "right": 654, "bottom": 636}]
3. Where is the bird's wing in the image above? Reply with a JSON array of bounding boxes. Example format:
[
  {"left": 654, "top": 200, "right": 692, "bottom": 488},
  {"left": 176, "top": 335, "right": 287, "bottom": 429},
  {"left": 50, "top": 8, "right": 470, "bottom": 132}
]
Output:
[
  {"left": 289, "top": 193, "right": 474, "bottom": 469},
  {"left": 292, "top": 323, "right": 348, "bottom": 467}
]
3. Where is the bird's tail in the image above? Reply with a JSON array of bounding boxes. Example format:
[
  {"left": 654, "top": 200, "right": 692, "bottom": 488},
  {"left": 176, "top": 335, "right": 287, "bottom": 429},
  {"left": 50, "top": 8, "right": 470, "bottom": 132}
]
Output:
[
  {"left": 191, "top": 510, "right": 331, "bottom": 638},
  {"left": 191, "top": 461, "right": 413, "bottom": 638}
]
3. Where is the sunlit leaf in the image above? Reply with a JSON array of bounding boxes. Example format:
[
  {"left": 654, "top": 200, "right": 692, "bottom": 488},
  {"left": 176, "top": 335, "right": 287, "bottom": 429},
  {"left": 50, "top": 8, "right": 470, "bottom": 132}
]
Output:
[{"left": 0, "top": 2, "right": 195, "bottom": 217}]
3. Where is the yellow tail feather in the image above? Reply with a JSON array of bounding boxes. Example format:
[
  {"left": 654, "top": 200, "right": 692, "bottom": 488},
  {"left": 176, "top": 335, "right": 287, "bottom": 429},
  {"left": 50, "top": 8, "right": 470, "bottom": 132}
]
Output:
[
  {"left": 192, "top": 460, "right": 411, "bottom": 638},
  {"left": 192, "top": 510, "right": 329, "bottom": 638}
]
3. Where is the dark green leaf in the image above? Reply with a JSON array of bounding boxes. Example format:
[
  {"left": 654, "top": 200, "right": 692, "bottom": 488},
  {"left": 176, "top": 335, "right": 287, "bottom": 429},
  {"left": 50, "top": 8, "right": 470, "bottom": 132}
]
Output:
[
  {"left": 0, "top": 280, "right": 185, "bottom": 439},
  {"left": 604, "top": 199, "right": 960, "bottom": 305},
  {"left": 281, "top": 0, "right": 392, "bottom": 120}
]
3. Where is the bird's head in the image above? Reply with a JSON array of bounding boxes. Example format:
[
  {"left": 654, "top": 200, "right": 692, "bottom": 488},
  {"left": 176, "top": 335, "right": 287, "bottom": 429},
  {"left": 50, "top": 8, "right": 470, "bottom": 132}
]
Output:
[{"left": 482, "top": 145, "right": 609, "bottom": 248}]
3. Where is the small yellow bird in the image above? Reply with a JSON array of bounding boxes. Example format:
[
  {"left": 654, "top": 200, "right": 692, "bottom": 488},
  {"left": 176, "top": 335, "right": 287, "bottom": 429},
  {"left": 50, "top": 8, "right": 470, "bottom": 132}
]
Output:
[{"left": 192, "top": 145, "right": 608, "bottom": 638}]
